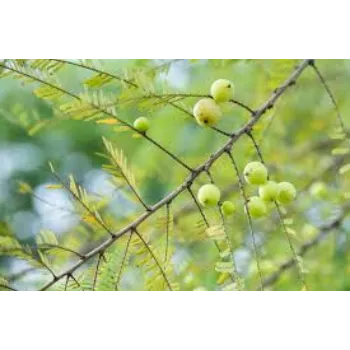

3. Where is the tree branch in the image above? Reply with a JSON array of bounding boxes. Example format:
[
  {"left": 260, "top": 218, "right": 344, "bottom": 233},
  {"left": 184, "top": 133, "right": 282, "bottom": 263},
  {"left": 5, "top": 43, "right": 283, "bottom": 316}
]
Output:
[
  {"left": 261, "top": 206, "right": 349, "bottom": 290},
  {"left": 33, "top": 59, "right": 312, "bottom": 291}
]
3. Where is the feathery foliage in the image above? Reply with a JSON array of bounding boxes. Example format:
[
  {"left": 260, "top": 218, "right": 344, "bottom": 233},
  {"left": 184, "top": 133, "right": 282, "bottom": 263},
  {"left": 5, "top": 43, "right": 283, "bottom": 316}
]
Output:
[{"left": 0, "top": 59, "right": 350, "bottom": 291}]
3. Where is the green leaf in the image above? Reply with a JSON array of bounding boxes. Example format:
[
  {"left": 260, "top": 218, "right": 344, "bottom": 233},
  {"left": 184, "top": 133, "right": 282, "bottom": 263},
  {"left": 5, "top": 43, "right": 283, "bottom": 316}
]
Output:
[
  {"left": 215, "top": 261, "right": 234, "bottom": 273},
  {"left": 332, "top": 148, "right": 349, "bottom": 155},
  {"left": 339, "top": 163, "right": 350, "bottom": 175}
]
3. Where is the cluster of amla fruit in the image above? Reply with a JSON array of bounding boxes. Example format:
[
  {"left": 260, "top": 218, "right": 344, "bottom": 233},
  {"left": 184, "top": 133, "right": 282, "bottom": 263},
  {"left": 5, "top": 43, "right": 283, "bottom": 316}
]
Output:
[
  {"left": 197, "top": 161, "right": 297, "bottom": 219},
  {"left": 193, "top": 79, "right": 234, "bottom": 126},
  {"left": 132, "top": 78, "right": 234, "bottom": 132}
]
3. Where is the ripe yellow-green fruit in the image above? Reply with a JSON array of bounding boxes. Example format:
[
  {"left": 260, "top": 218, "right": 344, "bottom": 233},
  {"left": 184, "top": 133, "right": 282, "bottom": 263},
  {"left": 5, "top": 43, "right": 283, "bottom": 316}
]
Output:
[
  {"left": 134, "top": 117, "right": 150, "bottom": 132},
  {"left": 309, "top": 181, "right": 328, "bottom": 199},
  {"left": 243, "top": 161, "right": 268, "bottom": 185},
  {"left": 197, "top": 184, "right": 221, "bottom": 207},
  {"left": 193, "top": 98, "right": 222, "bottom": 126},
  {"left": 221, "top": 201, "right": 236, "bottom": 216},
  {"left": 277, "top": 182, "right": 296, "bottom": 204},
  {"left": 246, "top": 196, "right": 267, "bottom": 219},
  {"left": 259, "top": 181, "right": 279, "bottom": 202},
  {"left": 210, "top": 79, "right": 234, "bottom": 103}
]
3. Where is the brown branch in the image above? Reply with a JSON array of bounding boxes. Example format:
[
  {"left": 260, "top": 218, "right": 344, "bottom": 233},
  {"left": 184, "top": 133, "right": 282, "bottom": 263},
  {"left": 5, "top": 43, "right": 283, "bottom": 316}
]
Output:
[
  {"left": 35, "top": 59, "right": 312, "bottom": 291},
  {"left": 261, "top": 206, "right": 350, "bottom": 290}
]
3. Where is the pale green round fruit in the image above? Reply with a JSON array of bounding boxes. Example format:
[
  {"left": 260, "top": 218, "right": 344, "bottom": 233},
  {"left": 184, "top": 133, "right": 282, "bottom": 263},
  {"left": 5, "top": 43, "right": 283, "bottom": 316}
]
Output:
[
  {"left": 277, "top": 182, "right": 296, "bottom": 204},
  {"left": 243, "top": 161, "right": 268, "bottom": 185},
  {"left": 197, "top": 184, "right": 221, "bottom": 207},
  {"left": 259, "top": 181, "right": 279, "bottom": 202},
  {"left": 221, "top": 201, "right": 236, "bottom": 216},
  {"left": 247, "top": 196, "right": 267, "bottom": 219},
  {"left": 193, "top": 98, "right": 222, "bottom": 126},
  {"left": 134, "top": 117, "right": 150, "bottom": 132},
  {"left": 210, "top": 79, "right": 234, "bottom": 103},
  {"left": 309, "top": 181, "right": 328, "bottom": 199}
]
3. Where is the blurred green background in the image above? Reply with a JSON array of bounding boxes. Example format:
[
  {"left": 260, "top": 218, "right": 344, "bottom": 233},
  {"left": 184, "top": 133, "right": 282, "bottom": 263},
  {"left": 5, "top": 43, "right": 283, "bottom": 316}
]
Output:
[{"left": 0, "top": 59, "right": 350, "bottom": 291}]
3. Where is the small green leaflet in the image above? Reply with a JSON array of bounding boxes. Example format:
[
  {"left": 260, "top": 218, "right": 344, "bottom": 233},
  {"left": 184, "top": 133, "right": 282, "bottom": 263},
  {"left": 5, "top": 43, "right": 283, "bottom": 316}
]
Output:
[
  {"left": 332, "top": 148, "right": 349, "bottom": 155},
  {"left": 339, "top": 163, "right": 350, "bottom": 175}
]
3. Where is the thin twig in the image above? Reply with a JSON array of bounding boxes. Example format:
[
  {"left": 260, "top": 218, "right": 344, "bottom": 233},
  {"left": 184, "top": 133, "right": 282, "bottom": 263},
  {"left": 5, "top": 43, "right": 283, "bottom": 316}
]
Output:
[
  {"left": 226, "top": 151, "right": 264, "bottom": 290},
  {"left": 274, "top": 202, "right": 308, "bottom": 289},
  {"left": 205, "top": 170, "right": 240, "bottom": 288},
  {"left": 187, "top": 187, "right": 210, "bottom": 227},
  {"left": 261, "top": 206, "right": 349, "bottom": 289},
  {"left": 36, "top": 59, "right": 312, "bottom": 291},
  {"left": 134, "top": 229, "right": 173, "bottom": 291},
  {"left": 92, "top": 253, "right": 103, "bottom": 291},
  {"left": 115, "top": 232, "right": 133, "bottom": 291},
  {"left": 64, "top": 275, "right": 70, "bottom": 291},
  {"left": 164, "top": 203, "right": 171, "bottom": 265},
  {"left": 39, "top": 243, "right": 85, "bottom": 259},
  {"left": 246, "top": 131, "right": 266, "bottom": 167},
  {"left": 50, "top": 170, "right": 115, "bottom": 237},
  {"left": 310, "top": 61, "right": 347, "bottom": 133},
  {"left": 51, "top": 59, "right": 137, "bottom": 87},
  {"left": 0, "top": 61, "right": 193, "bottom": 172}
]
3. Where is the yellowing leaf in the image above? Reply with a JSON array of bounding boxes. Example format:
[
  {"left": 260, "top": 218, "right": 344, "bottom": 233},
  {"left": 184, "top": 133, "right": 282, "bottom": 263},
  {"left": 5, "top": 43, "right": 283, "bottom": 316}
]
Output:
[
  {"left": 28, "top": 121, "right": 48, "bottom": 136},
  {"left": 45, "top": 184, "right": 63, "bottom": 190},
  {"left": 96, "top": 118, "right": 118, "bottom": 125},
  {"left": 83, "top": 214, "right": 98, "bottom": 224},
  {"left": 18, "top": 181, "right": 32, "bottom": 194},
  {"left": 114, "top": 126, "right": 131, "bottom": 132},
  {"left": 217, "top": 272, "right": 230, "bottom": 284}
]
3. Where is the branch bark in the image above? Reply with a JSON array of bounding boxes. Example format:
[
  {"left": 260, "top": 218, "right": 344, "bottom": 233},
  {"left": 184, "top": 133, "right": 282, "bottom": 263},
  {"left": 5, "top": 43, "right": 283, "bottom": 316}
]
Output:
[{"left": 36, "top": 59, "right": 312, "bottom": 291}]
